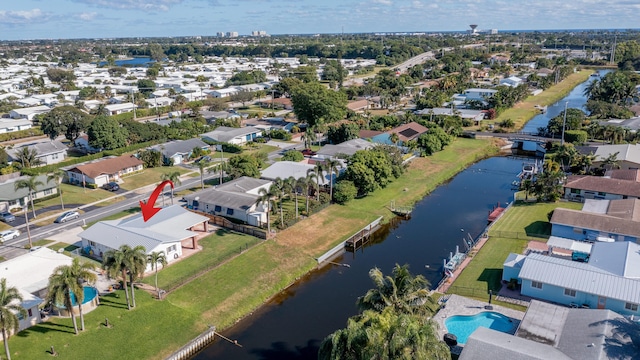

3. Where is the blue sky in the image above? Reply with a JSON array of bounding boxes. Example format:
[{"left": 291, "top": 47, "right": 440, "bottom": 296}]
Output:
[{"left": 1, "top": 0, "right": 638, "bottom": 40}]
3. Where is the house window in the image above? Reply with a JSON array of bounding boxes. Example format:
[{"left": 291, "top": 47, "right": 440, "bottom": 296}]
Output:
[
  {"left": 570, "top": 188, "right": 580, "bottom": 194},
  {"left": 166, "top": 245, "right": 177, "bottom": 253},
  {"left": 597, "top": 192, "right": 606, "bottom": 196},
  {"left": 625, "top": 303, "right": 638, "bottom": 312},
  {"left": 227, "top": 208, "right": 234, "bottom": 216},
  {"left": 564, "top": 288, "right": 576, "bottom": 297},
  {"left": 531, "top": 281, "right": 543, "bottom": 289},
  {"left": 28, "top": 309, "right": 32, "bottom": 317},
  {"left": 44, "top": 189, "right": 52, "bottom": 195},
  {"left": 214, "top": 205, "right": 222, "bottom": 213},
  {"left": 88, "top": 241, "right": 96, "bottom": 247}
]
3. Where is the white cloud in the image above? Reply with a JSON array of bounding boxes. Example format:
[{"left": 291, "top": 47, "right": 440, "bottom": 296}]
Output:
[
  {"left": 72, "top": 0, "right": 182, "bottom": 11},
  {"left": 78, "top": 12, "right": 98, "bottom": 21},
  {"left": 372, "top": 0, "right": 393, "bottom": 5},
  {"left": 0, "top": 8, "right": 51, "bottom": 24}
]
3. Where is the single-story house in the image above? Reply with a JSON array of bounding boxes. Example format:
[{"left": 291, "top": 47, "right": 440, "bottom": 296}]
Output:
[
  {"left": 458, "top": 88, "right": 497, "bottom": 101},
  {"left": 371, "top": 122, "right": 428, "bottom": 145},
  {"left": 210, "top": 88, "right": 239, "bottom": 98},
  {"left": 0, "top": 247, "right": 73, "bottom": 332},
  {"left": 576, "top": 144, "right": 640, "bottom": 170},
  {"left": 346, "top": 99, "right": 370, "bottom": 113},
  {"left": 0, "top": 118, "right": 33, "bottom": 134},
  {"left": 150, "top": 138, "right": 209, "bottom": 165},
  {"left": 8, "top": 140, "right": 67, "bottom": 166},
  {"left": 563, "top": 174, "right": 640, "bottom": 202},
  {"left": 257, "top": 98, "right": 293, "bottom": 110},
  {"left": 261, "top": 161, "right": 334, "bottom": 186},
  {"left": 183, "top": 177, "right": 272, "bottom": 226},
  {"left": 243, "top": 117, "right": 297, "bottom": 133},
  {"left": 550, "top": 199, "right": 640, "bottom": 242},
  {"left": 505, "top": 241, "right": 640, "bottom": 316},
  {"left": 499, "top": 76, "right": 524, "bottom": 87},
  {"left": 79, "top": 205, "right": 209, "bottom": 267},
  {"left": 144, "top": 96, "right": 174, "bottom": 108},
  {"left": 201, "top": 126, "right": 263, "bottom": 145},
  {"left": 460, "top": 299, "right": 640, "bottom": 360},
  {"left": 104, "top": 102, "right": 137, "bottom": 116},
  {"left": 74, "top": 134, "right": 102, "bottom": 154},
  {"left": 315, "top": 138, "right": 376, "bottom": 160},
  {"left": 63, "top": 155, "right": 144, "bottom": 187},
  {"left": 9, "top": 105, "right": 51, "bottom": 120},
  {"left": 415, "top": 108, "right": 486, "bottom": 123},
  {"left": 0, "top": 173, "right": 58, "bottom": 212}
]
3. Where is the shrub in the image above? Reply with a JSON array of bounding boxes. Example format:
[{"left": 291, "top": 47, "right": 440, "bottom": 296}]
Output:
[
  {"left": 564, "top": 130, "right": 587, "bottom": 144},
  {"left": 281, "top": 150, "right": 304, "bottom": 162},
  {"left": 87, "top": 183, "right": 98, "bottom": 189},
  {"left": 202, "top": 139, "right": 243, "bottom": 154},
  {"left": 333, "top": 180, "right": 357, "bottom": 204},
  {"left": 269, "top": 129, "right": 292, "bottom": 141}
]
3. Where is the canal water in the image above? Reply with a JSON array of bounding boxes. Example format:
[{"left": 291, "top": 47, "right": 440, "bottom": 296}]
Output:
[
  {"left": 521, "top": 69, "right": 611, "bottom": 134},
  {"left": 195, "top": 156, "right": 527, "bottom": 360}
]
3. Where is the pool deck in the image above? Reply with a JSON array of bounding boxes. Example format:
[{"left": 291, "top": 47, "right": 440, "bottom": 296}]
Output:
[{"left": 433, "top": 294, "right": 526, "bottom": 346}]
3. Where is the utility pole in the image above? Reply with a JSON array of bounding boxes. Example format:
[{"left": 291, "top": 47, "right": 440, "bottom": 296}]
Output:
[{"left": 561, "top": 101, "right": 568, "bottom": 146}]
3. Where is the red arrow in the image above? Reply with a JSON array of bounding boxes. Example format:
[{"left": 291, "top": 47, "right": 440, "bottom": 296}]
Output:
[{"left": 140, "top": 180, "right": 174, "bottom": 222}]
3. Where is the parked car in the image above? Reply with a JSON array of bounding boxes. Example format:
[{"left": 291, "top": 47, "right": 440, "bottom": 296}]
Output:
[
  {"left": 196, "top": 155, "right": 212, "bottom": 163},
  {"left": 54, "top": 210, "right": 80, "bottom": 223},
  {"left": 0, "top": 212, "right": 15, "bottom": 223},
  {"left": 102, "top": 182, "right": 120, "bottom": 191},
  {"left": 0, "top": 229, "right": 20, "bottom": 242}
]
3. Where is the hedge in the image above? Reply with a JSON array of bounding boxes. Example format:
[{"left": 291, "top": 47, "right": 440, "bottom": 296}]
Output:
[{"left": 564, "top": 130, "right": 588, "bottom": 144}]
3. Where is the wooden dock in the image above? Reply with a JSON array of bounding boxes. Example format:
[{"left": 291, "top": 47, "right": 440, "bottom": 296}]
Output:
[
  {"left": 345, "top": 216, "right": 383, "bottom": 251},
  {"left": 487, "top": 202, "right": 505, "bottom": 223},
  {"left": 388, "top": 200, "right": 412, "bottom": 218}
]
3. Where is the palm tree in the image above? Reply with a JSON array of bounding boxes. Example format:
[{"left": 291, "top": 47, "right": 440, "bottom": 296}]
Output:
[
  {"left": 0, "top": 278, "right": 26, "bottom": 360},
  {"left": 271, "top": 177, "right": 286, "bottom": 226},
  {"left": 47, "top": 169, "right": 66, "bottom": 210},
  {"left": 389, "top": 132, "right": 400, "bottom": 146},
  {"left": 356, "top": 264, "right": 437, "bottom": 317},
  {"left": 147, "top": 252, "right": 167, "bottom": 297},
  {"left": 14, "top": 176, "right": 43, "bottom": 248},
  {"left": 285, "top": 177, "right": 299, "bottom": 219},
  {"left": 102, "top": 245, "right": 133, "bottom": 310},
  {"left": 600, "top": 152, "right": 620, "bottom": 172},
  {"left": 257, "top": 185, "right": 277, "bottom": 234},
  {"left": 303, "top": 172, "right": 315, "bottom": 215},
  {"left": 309, "top": 163, "right": 324, "bottom": 202},
  {"left": 15, "top": 147, "right": 41, "bottom": 169},
  {"left": 125, "top": 245, "right": 147, "bottom": 308},
  {"left": 197, "top": 159, "right": 210, "bottom": 190},
  {"left": 68, "top": 258, "right": 96, "bottom": 331},
  {"left": 48, "top": 262, "right": 81, "bottom": 334},
  {"left": 521, "top": 179, "right": 534, "bottom": 201},
  {"left": 324, "top": 159, "right": 342, "bottom": 202},
  {"left": 160, "top": 171, "right": 182, "bottom": 205}
]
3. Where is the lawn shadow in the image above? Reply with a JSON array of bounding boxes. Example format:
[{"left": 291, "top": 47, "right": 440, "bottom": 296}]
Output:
[
  {"left": 524, "top": 221, "right": 551, "bottom": 237},
  {"left": 477, "top": 268, "right": 503, "bottom": 293},
  {"left": 98, "top": 295, "right": 129, "bottom": 310},
  {"left": 16, "top": 321, "right": 76, "bottom": 337}
]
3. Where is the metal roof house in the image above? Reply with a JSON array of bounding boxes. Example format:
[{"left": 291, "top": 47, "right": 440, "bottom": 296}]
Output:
[
  {"left": 315, "top": 138, "right": 376, "bottom": 160},
  {"left": 460, "top": 300, "right": 640, "bottom": 360},
  {"left": 201, "top": 126, "right": 263, "bottom": 145},
  {"left": 504, "top": 241, "right": 640, "bottom": 316},
  {"left": 8, "top": 140, "right": 68, "bottom": 166},
  {"left": 576, "top": 144, "right": 640, "bottom": 170},
  {"left": 261, "top": 161, "right": 333, "bottom": 186},
  {"left": 150, "top": 138, "right": 209, "bottom": 165},
  {"left": 183, "top": 177, "right": 272, "bottom": 226},
  {"left": 0, "top": 173, "right": 57, "bottom": 212},
  {"left": 0, "top": 118, "right": 32, "bottom": 134},
  {"left": 79, "top": 205, "right": 209, "bottom": 267}
]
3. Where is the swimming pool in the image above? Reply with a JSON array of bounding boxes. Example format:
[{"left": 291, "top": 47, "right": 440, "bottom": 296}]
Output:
[
  {"left": 56, "top": 286, "right": 100, "bottom": 316},
  {"left": 445, "top": 311, "right": 515, "bottom": 344}
]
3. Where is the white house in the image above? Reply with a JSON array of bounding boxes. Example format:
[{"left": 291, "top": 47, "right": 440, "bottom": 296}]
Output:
[
  {"left": 104, "top": 102, "right": 137, "bottom": 116},
  {"left": 500, "top": 76, "right": 525, "bottom": 87},
  {"left": 458, "top": 88, "right": 497, "bottom": 101},
  {"left": 0, "top": 118, "right": 32, "bottom": 134},
  {"left": 210, "top": 88, "right": 239, "bottom": 98},
  {"left": 150, "top": 138, "right": 210, "bottom": 165},
  {"left": 201, "top": 126, "right": 262, "bottom": 145},
  {"left": 63, "top": 155, "right": 144, "bottom": 187},
  {"left": 0, "top": 174, "right": 58, "bottom": 212},
  {"left": 183, "top": 177, "right": 272, "bottom": 226},
  {"left": 261, "top": 161, "right": 333, "bottom": 186},
  {"left": 79, "top": 205, "right": 210, "bottom": 267},
  {"left": 9, "top": 105, "right": 51, "bottom": 120},
  {"left": 0, "top": 248, "right": 73, "bottom": 332},
  {"left": 8, "top": 140, "right": 68, "bottom": 166}
]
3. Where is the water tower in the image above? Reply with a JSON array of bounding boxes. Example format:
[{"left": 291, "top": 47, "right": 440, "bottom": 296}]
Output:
[{"left": 469, "top": 24, "right": 478, "bottom": 34}]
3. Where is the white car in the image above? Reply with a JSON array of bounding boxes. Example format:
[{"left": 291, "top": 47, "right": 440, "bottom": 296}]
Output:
[{"left": 0, "top": 229, "right": 20, "bottom": 242}]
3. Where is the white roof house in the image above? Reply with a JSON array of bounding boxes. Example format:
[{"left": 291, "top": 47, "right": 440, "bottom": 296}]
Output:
[
  {"left": 261, "top": 161, "right": 333, "bottom": 186},
  {"left": 104, "top": 102, "right": 137, "bottom": 116},
  {"left": 9, "top": 105, "right": 51, "bottom": 120},
  {"left": 0, "top": 118, "right": 32, "bottom": 134},
  {"left": 0, "top": 247, "right": 73, "bottom": 331},
  {"left": 79, "top": 205, "right": 209, "bottom": 266},
  {"left": 201, "top": 126, "right": 263, "bottom": 145}
]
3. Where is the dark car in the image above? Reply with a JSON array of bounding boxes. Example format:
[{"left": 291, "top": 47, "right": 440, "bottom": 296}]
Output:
[
  {"left": 0, "top": 212, "right": 15, "bottom": 223},
  {"left": 102, "top": 182, "right": 120, "bottom": 191}
]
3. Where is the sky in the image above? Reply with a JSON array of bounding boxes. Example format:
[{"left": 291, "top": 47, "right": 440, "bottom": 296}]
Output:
[{"left": 0, "top": 0, "right": 639, "bottom": 41}]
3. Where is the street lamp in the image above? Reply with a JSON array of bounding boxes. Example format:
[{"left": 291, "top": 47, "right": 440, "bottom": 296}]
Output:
[{"left": 561, "top": 101, "right": 568, "bottom": 146}]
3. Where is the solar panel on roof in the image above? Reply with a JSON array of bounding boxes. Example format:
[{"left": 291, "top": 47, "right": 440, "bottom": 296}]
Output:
[{"left": 398, "top": 128, "right": 419, "bottom": 138}]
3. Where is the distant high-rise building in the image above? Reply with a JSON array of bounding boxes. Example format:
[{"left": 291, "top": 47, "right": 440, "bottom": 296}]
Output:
[
  {"left": 490, "top": 29, "right": 498, "bottom": 35},
  {"left": 251, "top": 30, "right": 268, "bottom": 37},
  {"left": 216, "top": 32, "right": 225, "bottom": 37},
  {"left": 227, "top": 32, "right": 239, "bottom": 38}
]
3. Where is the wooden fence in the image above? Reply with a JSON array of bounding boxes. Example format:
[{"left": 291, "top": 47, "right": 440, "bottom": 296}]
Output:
[{"left": 193, "top": 211, "right": 268, "bottom": 239}]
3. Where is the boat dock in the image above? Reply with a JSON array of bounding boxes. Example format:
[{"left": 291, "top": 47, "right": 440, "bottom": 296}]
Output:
[
  {"left": 345, "top": 216, "right": 383, "bottom": 251},
  {"left": 388, "top": 200, "right": 412, "bottom": 218},
  {"left": 488, "top": 202, "right": 505, "bottom": 222}
]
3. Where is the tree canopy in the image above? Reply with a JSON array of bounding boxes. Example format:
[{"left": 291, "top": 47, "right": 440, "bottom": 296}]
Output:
[
  {"left": 291, "top": 82, "right": 347, "bottom": 128},
  {"left": 39, "top": 105, "right": 91, "bottom": 141},
  {"left": 88, "top": 116, "right": 128, "bottom": 150}
]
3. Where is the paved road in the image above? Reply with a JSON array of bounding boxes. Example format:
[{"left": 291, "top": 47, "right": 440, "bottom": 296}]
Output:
[{"left": 0, "top": 171, "right": 224, "bottom": 260}]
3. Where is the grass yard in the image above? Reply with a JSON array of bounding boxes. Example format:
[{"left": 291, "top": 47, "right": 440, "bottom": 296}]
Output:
[
  {"left": 33, "top": 184, "right": 122, "bottom": 211},
  {"left": 120, "top": 167, "right": 190, "bottom": 191},
  {"left": 492, "top": 69, "right": 594, "bottom": 130},
  {"left": 83, "top": 208, "right": 140, "bottom": 228},
  {"left": 141, "top": 229, "right": 261, "bottom": 291},
  {"left": 489, "top": 201, "right": 583, "bottom": 239}
]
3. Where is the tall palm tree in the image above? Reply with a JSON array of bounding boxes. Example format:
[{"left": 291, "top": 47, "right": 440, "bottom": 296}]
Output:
[
  {"left": 271, "top": 177, "right": 286, "bottom": 226},
  {"left": 48, "top": 263, "right": 81, "bottom": 334},
  {"left": 309, "top": 163, "right": 324, "bottom": 202},
  {"left": 389, "top": 132, "right": 400, "bottom": 146},
  {"left": 102, "top": 245, "right": 133, "bottom": 310},
  {"left": 257, "top": 185, "right": 277, "bottom": 234},
  {"left": 324, "top": 159, "right": 343, "bottom": 202},
  {"left": 197, "top": 159, "right": 210, "bottom": 190},
  {"left": 14, "top": 176, "right": 44, "bottom": 248},
  {"left": 160, "top": 171, "right": 182, "bottom": 205},
  {"left": 68, "top": 258, "right": 96, "bottom": 331},
  {"left": 285, "top": 177, "right": 299, "bottom": 219},
  {"left": 302, "top": 172, "right": 316, "bottom": 215},
  {"left": 147, "top": 252, "right": 167, "bottom": 296},
  {"left": 600, "top": 152, "right": 620, "bottom": 172},
  {"left": 356, "top": 264, "right": 437, "bottom": 317},
  {"left": 125, "top": 245, "right": 147, "bottom": 308},
  {"left": 0, "top": 278, "right": 26, "bottom": 360},
  {"left": 47, "top": 169, "right": 66, "bottom": 210}
]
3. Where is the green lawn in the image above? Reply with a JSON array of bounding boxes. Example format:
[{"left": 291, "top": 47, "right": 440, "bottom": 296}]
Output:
[
  {"left": 449, "top": 201, "right": 584, "bottom": 308},
  {"left": 141, "top": 229, "right": 261, "bottom": 291},
  {"left": 84, "top": 208, "right": 140, "bottom": 228},
  {"left": 34, "top": 184, "right": 122, "bottom": 211},
  {"left": 119, "top": 167, "right": 190, "bottom": 191}
]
